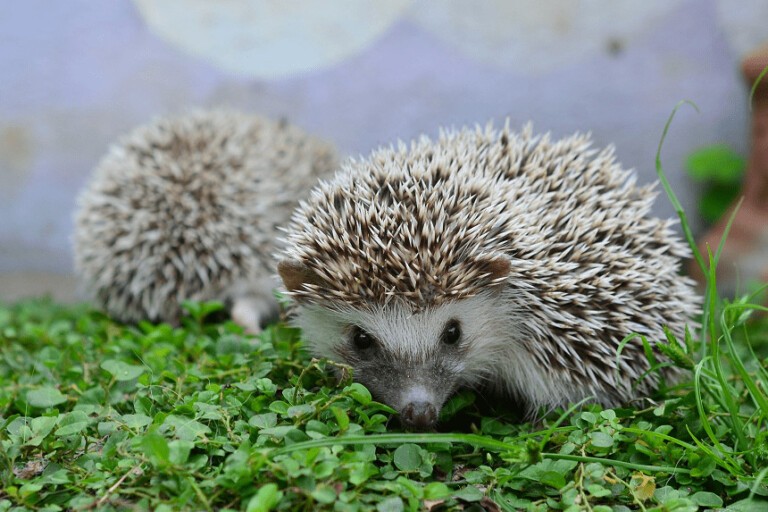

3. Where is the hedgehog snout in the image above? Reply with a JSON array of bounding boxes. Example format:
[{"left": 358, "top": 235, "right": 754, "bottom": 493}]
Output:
[
  {"left": 349, "top": 358, "right": 455, "bottom": 429},
  {"left": 397, "top": 384, "right": 444, "bottom": 429},
  {"left": 401, "top": 401, "right": 438, "bottom": 430}
]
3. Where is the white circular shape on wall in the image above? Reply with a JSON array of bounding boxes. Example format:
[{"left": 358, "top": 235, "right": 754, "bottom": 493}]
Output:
[
  {"left": 715, "top": 0, "right": 768, "bottom": 57},
  {"left": 132, "top": 0, "right": 411, "bottom": 79},
  {"left": 408, "top": 0, "right": 683, "bottom": 74}
]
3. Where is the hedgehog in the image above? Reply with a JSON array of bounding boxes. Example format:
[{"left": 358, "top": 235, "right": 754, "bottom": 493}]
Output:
[
  {"left": 277, "top": 122, "right": 700, "bottom": 429},
  {"left": 73, "top": 110, "right": 337, "bottom": 331}
]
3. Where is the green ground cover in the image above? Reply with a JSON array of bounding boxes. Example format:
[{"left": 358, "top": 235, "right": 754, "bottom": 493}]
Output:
[{"left": 0, "top": 290, "right": 766, "bottom": 511}]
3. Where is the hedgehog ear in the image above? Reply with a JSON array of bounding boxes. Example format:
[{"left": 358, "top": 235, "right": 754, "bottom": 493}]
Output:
[
  {"left": 476, "top": 256, "right": 512, "bottom": 284},
  {"left": 277, "top": 259, "right": 325, "bottom": 293}
]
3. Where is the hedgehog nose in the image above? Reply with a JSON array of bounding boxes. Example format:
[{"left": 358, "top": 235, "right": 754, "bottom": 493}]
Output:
[{"left": 401, "top": 401, "right": 438, "bottom": 429}]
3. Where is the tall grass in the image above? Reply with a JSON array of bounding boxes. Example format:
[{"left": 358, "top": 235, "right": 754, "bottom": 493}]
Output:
[{"left": 656, "top": 101, "right": 767, "bottom": 494}]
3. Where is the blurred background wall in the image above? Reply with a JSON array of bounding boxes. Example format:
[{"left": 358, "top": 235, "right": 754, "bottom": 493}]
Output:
[{"left": 1, "top": 0, "right": 766, "bottom": 301}]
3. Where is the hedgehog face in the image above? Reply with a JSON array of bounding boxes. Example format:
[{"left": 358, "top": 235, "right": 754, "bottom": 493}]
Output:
[
  {"left": 278, "top": 256, "right": 515, "bottom": 428},
  {"left": 288, "top": 292, "right": 522, "bottom": 429}
]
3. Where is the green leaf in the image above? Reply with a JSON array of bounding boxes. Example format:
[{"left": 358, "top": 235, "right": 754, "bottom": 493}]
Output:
[
  {"left": 393, "top": 444, "right": 422, "bottom": 472},
  {"left": 168, "top": 440, "right": 194, "bottom": 465},
  {"left": 312, "top": 460, "right": 338, "bottom": 479},
  {"left": 55, "top": 411, "right": 90, "bottom": 436},
  {"left": 181, "top": 300, "right": 224, "bottom": 322},
  {"left": 423, "top": 482, "right": 451, "bottom": 500},
  {"left": 141, "top": 429, "right": 170, "bottom": 466},
  {"left": 686, "top": 144, "right": 745, "bottom": 183},
  {"left": 306, "top": 420, "right": 330, "bottom": 436},
  {"left": 345, "top": 383, "right": 372, "bottom": 405},
  {"left": 725, "top": 498, "right": 768, "bottom": 511},
  {"left": 255, "top": 378, "right": 277, "bottom": 396},
  {"left": 268, "top": 401, "right": 289, "bottom": 415},
  {"left": 310, "top": 485, "right": 337, "bottom": 504},
  {"left": 587, "top": 484, "right": 612, "bottom": 497},
  {"left": 690, "top": 491, "right": 723, "bottom": 507},
  {"left": 162, "top": 415, "right": 211, "bottom": 441},
  {"left": 98, "top": 420, "right": 118, "bottom": 436},
  {"left": 287, "top": 404, "right": 315, "bottom": 418},
  {"left": 439, "top": 390, "right": 476, "bottom": 420},
  {"left": 480, "top": 418, "right": 516, "bottom": 436},
  {"left": 249, "top": 413, "right": 277, "bottom": 429},
  {"left": 101, "top": 359, "right": 145, "bottom": 381},
  {"left": 27, "top": 387, "right": 67, "bottom": 408},
  {"left": 453, "top": 486, "right": 484, "bottom": 502},
  {"left": 258, "top": 426, "right": 296, "bottom": 439},
  {"left": 121, "top": 414, "right": 153, "bottom": 429},
  {"left": 539, "top": 470, "right": 566, "bottom": 489},
  {"left": 246, "top": 483, "right": 282, "bottom": 512},
  {"left": 699, "top": 185, "right": 741, "bottom": 223},
  {"left": 18, "top": 483, "right": 43, "bottom": 498},
  {"left": 30, "top": 416, "right": 57, "bottom": 438},
  {"left": 654, "top": 486, "right": 681, "bottom": 503},
  {"left": 376, "top": 496, "right": 405, "bottom": 512},
  {"left": 690, "top": 455, "right": 716, "bottom": 478},
  {"left": 331, "top": 406, "right": 349, "bottom": 432},
  {"left": 590, "top": 432, "right": 614, "bottom": 448}
]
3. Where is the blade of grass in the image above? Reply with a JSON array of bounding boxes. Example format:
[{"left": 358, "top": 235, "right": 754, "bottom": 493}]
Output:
[
  {"left": 695, "top": 367, "right": 735, "bottom": 413},
  {"left": 686, "top": 426, "right": 743, "bottom": 476},
  {"left": 655, "top": 100, "right": 704, "bottom": 273},
  {"left": 621, "top": 427, "right": 699, "bottom": 452},
  {"left": 749, "top": 466, "right": 768, "bottom": 500},
  {"left": 712, "top": 198, "right": 742, "bottom": 266},
  {"left": 542, "top": 453, "right": 690, "bottom": 475},
  {"left": 701, "top": 197, "right": 743, "bottom": 362},
  {"left": 274, "top": 432, "right": 534, "bottom": 455},
  {"left": 274, "top": 433, "right": 692, "bottom": 475},
  {"left": 538, "top": 396, "right": 594, "bottom": 452},
  {"left": 703, "top": 247, "right": 750, "bottom": 456},
  {"left": 721, "top": 307, "right": 768, "bottom": 415},
  {"left": 615, "top": 332, "right": 641, "bottom": 388},
  {"left": 740, "top": 322, "right": 768, "bottom": 387},
  {"left": 748, "top": 64, "right": 768, "bottom": 109},
  {"left": 692, "top": 356, "right": 742, "bottom": 471},
  {"left": 654, "top": 100, "right": 722, "bottom": 357},
  {"left": 733, "top": 298, "right": 768, "bottom": 387}
]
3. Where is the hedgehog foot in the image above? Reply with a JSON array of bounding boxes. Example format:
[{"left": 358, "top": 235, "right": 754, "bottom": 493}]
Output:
[{"left": 231, "top": 294, "right": 277, "bottom": 335}]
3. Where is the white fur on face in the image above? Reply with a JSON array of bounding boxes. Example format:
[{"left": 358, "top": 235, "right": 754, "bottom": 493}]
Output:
[{"left": 292, "top": 290, "right": 600, "bottom": 413}]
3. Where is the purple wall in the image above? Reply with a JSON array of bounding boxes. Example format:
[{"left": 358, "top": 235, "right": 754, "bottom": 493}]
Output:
[{"left": 0, "top": 0, "right": 763, "bottom": 298}]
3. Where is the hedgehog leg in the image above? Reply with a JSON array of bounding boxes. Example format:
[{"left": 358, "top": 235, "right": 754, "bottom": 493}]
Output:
[{"left": 230, "top": 293, "right": 279, "bottom": 335}]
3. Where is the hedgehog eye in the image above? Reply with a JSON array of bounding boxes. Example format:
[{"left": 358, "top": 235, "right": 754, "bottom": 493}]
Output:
[
  {"left": 350, "top": 326, "right": 376, "bottom": 351},
  {"left": 441, "top": 319, "right": 462, "bottom": 346}
]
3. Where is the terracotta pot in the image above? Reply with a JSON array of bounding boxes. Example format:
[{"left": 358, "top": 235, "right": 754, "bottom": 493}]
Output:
[{"left": 690, "top": 42, "right": 768, "bottom": 297}]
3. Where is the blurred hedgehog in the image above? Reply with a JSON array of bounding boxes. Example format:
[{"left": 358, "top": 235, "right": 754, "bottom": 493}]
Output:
[
  {"left": 277, "top": 122, "right": 700, "bottom": 428},
  {"left": 73, "top": 110, "right": 337, "bottom": 332}
]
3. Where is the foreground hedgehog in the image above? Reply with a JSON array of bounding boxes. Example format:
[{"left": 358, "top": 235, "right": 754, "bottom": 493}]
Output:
[
  {"left": 278, "top": 123, "right": 700, "bottom": 428},
  {"left": 74, "top": 110, "right": 337, "bottom": 331}
]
